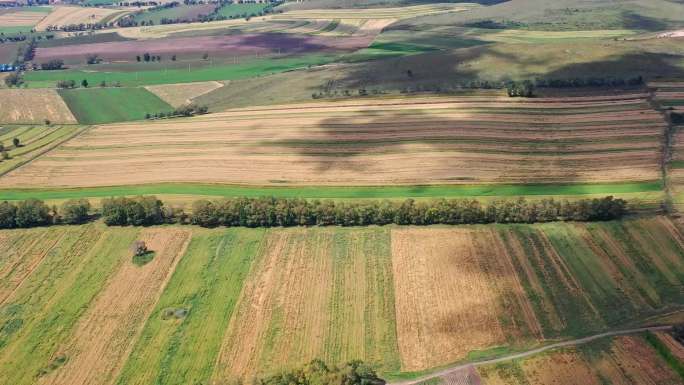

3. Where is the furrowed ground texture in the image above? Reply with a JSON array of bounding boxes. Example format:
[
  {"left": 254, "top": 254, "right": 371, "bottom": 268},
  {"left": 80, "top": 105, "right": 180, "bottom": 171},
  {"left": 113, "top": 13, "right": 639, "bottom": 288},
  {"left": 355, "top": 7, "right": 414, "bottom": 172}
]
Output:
[
  {"left": 656, "top": 81, "right": 684, "bottom": 210},
  {"left": 0, "top": 89, "right": 76, "bottom": 124},
  {"left": 478, "top": 335, "right": 683, "bottom": 385},
  {"left": 391, "top": 217, "right": 684, "bottom": 371},
  {"left": 34, "top": 6, "right": 126, "bottom": 31},
  {"left": 0, "top": 218, "right": 681, "bottom": 382},
  {"left": 0, "top": 93, "right": 666, "bottom": 188},
  {"left": 57, "top": 88, "right": 174, "bottom": 124},
  {"left": 0, "top": 125, "right": 87, "bottom": 177},
  {"left": 212, "top": 227, "right": 400, "bottom": 380}
]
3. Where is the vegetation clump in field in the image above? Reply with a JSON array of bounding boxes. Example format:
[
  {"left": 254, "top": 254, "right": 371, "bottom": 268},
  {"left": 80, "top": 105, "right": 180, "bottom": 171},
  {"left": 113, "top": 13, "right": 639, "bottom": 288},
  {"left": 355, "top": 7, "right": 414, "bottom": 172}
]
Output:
[{"left": 256, "top": 359, "right": 385, "bottom": 385}]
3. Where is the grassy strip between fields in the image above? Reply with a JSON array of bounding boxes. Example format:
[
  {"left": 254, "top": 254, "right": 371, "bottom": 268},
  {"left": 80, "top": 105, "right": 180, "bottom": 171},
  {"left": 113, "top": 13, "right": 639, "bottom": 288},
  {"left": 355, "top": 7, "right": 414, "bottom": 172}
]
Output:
[{"left": 0, "top": 181, "right": 663, "bottom": 201}]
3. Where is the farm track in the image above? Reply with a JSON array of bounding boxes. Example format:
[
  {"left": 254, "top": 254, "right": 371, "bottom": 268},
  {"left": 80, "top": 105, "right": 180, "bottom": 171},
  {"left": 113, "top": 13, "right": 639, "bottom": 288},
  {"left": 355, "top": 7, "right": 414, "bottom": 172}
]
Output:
[{"left": 390, "top": 325, "right": 675, "bottom": 385}]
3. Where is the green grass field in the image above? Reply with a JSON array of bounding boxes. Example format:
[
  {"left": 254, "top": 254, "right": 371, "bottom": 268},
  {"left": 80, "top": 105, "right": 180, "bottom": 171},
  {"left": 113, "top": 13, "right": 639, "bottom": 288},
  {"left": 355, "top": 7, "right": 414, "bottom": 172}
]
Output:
[
  {"left": 0, "top": 181, "right": 663, "bottom": 201},
  {"left": 24, "top": 54, "right": 337, "bottom": 88},
  {"left": 115, "top": 228, "right": 265, "bottom": 385},
  {"left": 216, "top": 3, "right": 269, "bottom": 18},
  {"left": 58, "top": 88, "right": 173, "bottom": 124}
]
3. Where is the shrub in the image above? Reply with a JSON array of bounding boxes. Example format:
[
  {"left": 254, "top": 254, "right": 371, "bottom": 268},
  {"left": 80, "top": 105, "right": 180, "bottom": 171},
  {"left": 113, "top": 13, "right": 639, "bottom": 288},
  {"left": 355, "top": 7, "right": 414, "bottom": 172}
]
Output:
[
  {"left": 60, "top": 199, "right": 91, "bottom": 224},
  {"left": 15, "top": 199, "right": 51, "bottom": 227}
]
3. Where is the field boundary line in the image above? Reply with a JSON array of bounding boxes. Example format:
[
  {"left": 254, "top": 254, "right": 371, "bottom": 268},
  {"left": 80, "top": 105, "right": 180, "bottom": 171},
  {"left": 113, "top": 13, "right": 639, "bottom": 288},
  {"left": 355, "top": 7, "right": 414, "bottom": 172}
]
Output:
[{"left": 389, "top": 325, "right": 674, "bottom": 385}]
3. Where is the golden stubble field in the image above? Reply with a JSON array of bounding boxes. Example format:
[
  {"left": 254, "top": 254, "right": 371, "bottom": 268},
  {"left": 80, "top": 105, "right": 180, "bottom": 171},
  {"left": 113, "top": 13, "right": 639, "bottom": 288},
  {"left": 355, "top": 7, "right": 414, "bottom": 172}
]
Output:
[{"left": 0, "top": 94, "right": 665, "bottom": 188}]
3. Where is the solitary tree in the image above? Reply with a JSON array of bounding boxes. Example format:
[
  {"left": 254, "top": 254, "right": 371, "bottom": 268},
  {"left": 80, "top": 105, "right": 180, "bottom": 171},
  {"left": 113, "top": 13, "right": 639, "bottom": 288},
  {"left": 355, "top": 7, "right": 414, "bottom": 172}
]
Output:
[
  {"left": 12, "top": 138, "right": 20, "bottom": 147},
  {"left": 136, "top": 55, "right": 141, "bottom": 62},
  {"left": 131, "top": 240, "right": 148, "bottom": 256},
  {"left": 81, "top": 79, "right": 88, "bottom": 88},
  {"left": 171, "top": 54, "right": 176, "bottom": 61},
  {"left": 202, "top": 52, "right": 209, "bottom": 60}
]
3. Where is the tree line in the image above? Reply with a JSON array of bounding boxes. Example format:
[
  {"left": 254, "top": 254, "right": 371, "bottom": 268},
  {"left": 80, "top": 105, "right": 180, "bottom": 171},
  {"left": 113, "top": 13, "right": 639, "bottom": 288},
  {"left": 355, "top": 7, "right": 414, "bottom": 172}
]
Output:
[{"left": 255, "top": 359, "right": 385, "bottom": 385}]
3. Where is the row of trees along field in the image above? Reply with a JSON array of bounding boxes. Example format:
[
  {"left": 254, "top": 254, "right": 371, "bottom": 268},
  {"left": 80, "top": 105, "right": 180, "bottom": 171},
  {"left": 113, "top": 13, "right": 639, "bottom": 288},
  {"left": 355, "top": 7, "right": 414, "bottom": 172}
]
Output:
[
  {"left": 0, "top": 196, "right": 628, "bottom": 229},
  {"left": 256, "top": 360, "right": 385, "bottom": 385}
]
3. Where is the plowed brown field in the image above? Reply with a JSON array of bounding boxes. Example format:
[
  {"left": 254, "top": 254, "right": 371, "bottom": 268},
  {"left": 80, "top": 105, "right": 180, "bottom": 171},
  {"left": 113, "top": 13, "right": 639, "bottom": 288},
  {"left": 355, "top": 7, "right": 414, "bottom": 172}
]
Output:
[{"left": 0, "top": 94, "right": 665, "bottom": 188}]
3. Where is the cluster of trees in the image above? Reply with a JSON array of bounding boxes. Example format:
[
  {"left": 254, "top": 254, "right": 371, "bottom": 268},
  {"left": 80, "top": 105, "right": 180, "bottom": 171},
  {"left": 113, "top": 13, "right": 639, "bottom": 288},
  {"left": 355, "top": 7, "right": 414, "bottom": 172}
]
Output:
[
  {"left": 534, "top": 76, "right": 644, "bottom": 88},
  {"left": 256, "top": 360, "right": 384, "bottom": 385},
  {"left": 507, "top": 80, "right": 535, "bottom": 97},
  {"left": 56, "top": 79, "right": 77, "bottom": 89},
  {"left": 188, "top": 196, "right": 628, "bottom": 228},
  {"left": 4, "top": 72, "right": 23, "bottom": 88},
  {"left": 44, "top": 22, "right": 112, "bottom": 32},
  {"left": 0, "top": 199, "right": 91, "bottom": 229},
  {"left": 145, "top": 104, "right": 208, "bottom": 119},
  {"left": 136, "top": 52, "right": 163, "bottom": 62},
  {"left": 0, "top": 195, "right": 629, "bottom": 230},
  {"left": 40, "top": 59, "right": 64, "bottom": 70},
  {"left": 671, "top": 112, "right": 684, "bottom": 125},
  {"left": 101, "top": 196, "right": 171, "bottom": 226}
]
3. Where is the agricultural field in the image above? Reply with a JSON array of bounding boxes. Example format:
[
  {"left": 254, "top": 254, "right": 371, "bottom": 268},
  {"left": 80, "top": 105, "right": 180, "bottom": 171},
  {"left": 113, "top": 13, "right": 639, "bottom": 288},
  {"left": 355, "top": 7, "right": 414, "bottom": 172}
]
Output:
[
  {"left": 216, "top": 2, "right": 269, "bottom": 18},
  {"left": 24, "top": 53, "right": 337, "bottom": 88},
  {"left": 0, "top": 93, "right": 665, "bottom": 189},
  {"left": 476, "top": 334, "right": 683, "bottom": 385},
  {"left": 57, "top": 87, "right": 173, "bottom": 124},
  {"left": 34, "top": 6, "right": 127, "bottom": 31},
  {"left": 145, "top": 80, "right": 224, "bottom": 107},
  {"left": 0, "top": 89, "right": 76, "bottom": 124},
  {"left": 0, "top": 217, "right": 681, "bottom": 382},
  {"left": 131, "top": 3, "right": 216, "bottom": 25},
  {"left": 0, "top": 6, "right": 51, "bottom": 30},
  {"left": 0, "top": 125, "right": 86, "bottom": 175}
]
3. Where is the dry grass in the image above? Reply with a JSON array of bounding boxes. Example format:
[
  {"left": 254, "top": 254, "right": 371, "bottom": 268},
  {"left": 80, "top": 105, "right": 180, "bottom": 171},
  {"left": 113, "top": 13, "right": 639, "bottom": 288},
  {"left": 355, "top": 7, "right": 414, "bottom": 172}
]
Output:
[
  {"left": 0, "top": 94, "right": 664, "bottom": 188},
  {"left": 0, "top": 89, "right": 76, "bottom": 124},
  {"left": 34, "top": 6, "right": 126, "bottom": 31},
  {"left": 391, "top": 227, "right": 542, "bottom": 371},
  {"left": 145, "top": 81, "right": 225, "bottom": 108},
  {"left": 0, "top": 9, "right": 48, "bottom": 27},
  {"left": 37, "top": 228, "right": 191, "bottom": 385},
  {"left": 479, "top": 335, "right": 682, "bottom": 385}
]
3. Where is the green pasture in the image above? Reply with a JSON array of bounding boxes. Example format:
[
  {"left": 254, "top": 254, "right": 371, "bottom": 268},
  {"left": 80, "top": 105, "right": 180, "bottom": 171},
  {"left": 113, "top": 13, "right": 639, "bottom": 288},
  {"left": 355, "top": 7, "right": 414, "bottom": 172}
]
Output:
[
  {"left": 0, "top": 181, "right": 663, "bottom": 201},
  {"left": 24, "top": 54, "right": 336, "bottom": 88},
  {"left": 58, "top": 87, "right": 173, "bottom": 124}
]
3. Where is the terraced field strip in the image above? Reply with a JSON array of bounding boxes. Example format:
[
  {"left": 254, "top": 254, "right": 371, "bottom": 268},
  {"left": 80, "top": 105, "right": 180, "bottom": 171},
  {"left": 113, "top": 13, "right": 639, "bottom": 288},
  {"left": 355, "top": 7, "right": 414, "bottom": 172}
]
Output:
[
  {"left": 390, "top": 217, "right": 684, "bottom": 372},
  {"left": 0, "top": 89, "right": 77, "bottom": 124},
  {"left": 212, "top": 227, "right": 399, "bottom": 380},
  {"left": 0, "top": 6, "right": 52, "bottom": 27},
  {"left": 655, "top": 81, "right": 684, "bottom": 210},
  {"left": 0, "top": 225, "right": 140, "bottom": 385},
  {"left": 115, "top": 228, "right": 265, "bottom": 385},
  {"left": 274, "top": 3, "right": 478, "bottom": 20},
  {"left": 34, "top": 6, "right": 127, "bottom": 31},
  {"left": 38, "top": 228, "right": 191, "bottom": 385},
  {"left": 58, "top": 88, "right": 174, "bottom": 124},
  {"left": 0, "top": 125, "right": 88, "bottom": 177},
  {"left": 0, "top": 94, "right": 665, "bottom": 188}
]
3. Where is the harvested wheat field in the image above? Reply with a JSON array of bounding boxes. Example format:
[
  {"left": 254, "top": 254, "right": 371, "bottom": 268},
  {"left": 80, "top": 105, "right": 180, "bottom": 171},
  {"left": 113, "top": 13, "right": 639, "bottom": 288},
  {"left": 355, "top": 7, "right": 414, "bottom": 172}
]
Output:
[
  {"left": 213, "top": 227, "right": 399, "bottom": 380},
  {"left": 478, "top": 335, "right": 683, "bottom": 385},
  {"left": 37, "top": 228, "right": 190, "bottom": 385},
  {"left": 0, "top": 89, "right": 76, "bottom": 124},
  {"left": 0, "top": 9, "right": 48, "bottom": 27},
  {"left": 34, "top": 6, "right": 126, "bottom": 31},
  {"left": 272, "top": 3, "right": 477, "bottom": 20},
  {"left": 0, "top": 94, "right": 665, "bottom": 188},
  {"left": 145, "top": 81, "right": 225, "bottom": 108},
  {"left": 391, "top": 227, "right": 542, "bottom": 371}
]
